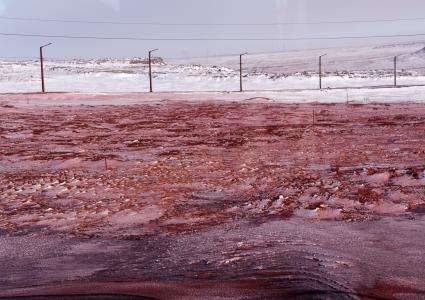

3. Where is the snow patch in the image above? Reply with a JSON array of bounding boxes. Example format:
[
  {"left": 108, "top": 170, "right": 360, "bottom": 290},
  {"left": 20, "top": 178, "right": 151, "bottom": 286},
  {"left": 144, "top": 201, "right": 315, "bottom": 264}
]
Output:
[
  {"left": 368, "top": 201, "right": 408, "bottom": 215},
  {"left": 294, "top": 207, "right": 343, "bottom": 220},
  {"left": 108, "top": 205, "right": 164, "bottom": 227}
]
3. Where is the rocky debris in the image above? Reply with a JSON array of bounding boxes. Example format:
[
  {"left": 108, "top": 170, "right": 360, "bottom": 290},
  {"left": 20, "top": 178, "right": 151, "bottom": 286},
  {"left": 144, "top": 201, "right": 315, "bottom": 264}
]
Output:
[{"left": 129, "top": 57, "right": 166, "bottom": 65}]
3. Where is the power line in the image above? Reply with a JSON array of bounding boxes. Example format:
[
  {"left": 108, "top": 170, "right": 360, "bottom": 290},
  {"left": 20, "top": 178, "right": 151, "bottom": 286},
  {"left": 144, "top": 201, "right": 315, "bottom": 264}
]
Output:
[
  {"left": 407, "top": 66, "right": 425, "bottom": 70},
  {"left": 167, "top": 53, "right": 250, "bottom": 60},
  {"left": 330, "top": 55, "right": 395, "bottom": 62},
  {"left": 251, "top": 56, "right": 395, "bottom": 69},
  {"left": 2, "top": 32, "right": 425, "bottom": 41},
  {"left": 2, "top": 16, "right": 425, "bottom": 26},
  {"left": 0, "top": 56, "right": 40, "bottom": 59}
]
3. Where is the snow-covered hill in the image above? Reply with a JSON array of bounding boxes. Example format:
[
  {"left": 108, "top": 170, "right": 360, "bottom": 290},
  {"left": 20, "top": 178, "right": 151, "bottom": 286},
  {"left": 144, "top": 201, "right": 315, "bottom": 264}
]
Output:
[
  {"left": 1, "top": 41, "right": 425, "bottom": 93},
  {"left": 173, "top": 41, "right": 425, "bottom": 74}
]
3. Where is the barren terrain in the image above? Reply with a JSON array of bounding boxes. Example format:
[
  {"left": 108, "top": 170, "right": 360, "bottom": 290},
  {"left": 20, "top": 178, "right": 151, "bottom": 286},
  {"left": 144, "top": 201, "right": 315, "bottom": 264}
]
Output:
[{"left": 1, "top": 96, "right": 425, "bottom": 299}]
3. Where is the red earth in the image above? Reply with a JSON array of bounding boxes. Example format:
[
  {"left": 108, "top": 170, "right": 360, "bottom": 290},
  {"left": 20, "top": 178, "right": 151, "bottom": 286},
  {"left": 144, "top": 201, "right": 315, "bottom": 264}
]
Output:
[{"left": 0, "top": 96, "right": 425, "bottom": 299}]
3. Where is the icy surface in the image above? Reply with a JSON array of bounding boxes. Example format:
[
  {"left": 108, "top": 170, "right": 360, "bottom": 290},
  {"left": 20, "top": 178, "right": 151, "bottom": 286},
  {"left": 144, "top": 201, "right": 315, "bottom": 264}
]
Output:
[{"left": 1, "top": 216, "right": 425, "bottom": 299}]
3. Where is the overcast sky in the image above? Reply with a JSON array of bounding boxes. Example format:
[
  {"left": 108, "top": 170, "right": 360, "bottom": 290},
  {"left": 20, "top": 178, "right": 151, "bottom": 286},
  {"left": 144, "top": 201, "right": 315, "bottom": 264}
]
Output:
[{"left": 1, "top": 0, "right": 425, "bottom": 59}]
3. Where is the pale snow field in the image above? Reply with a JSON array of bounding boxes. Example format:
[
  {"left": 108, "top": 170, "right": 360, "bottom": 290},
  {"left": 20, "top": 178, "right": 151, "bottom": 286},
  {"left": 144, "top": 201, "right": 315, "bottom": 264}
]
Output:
[
  {"left": 2, "top": 86, "right": 425, "bottom": 108},
  {"left": 2, "top": 41, "right": 425, "bottom": 95},
  {"left": 1, "top": 59, "right": 425, "bottom": 94}
]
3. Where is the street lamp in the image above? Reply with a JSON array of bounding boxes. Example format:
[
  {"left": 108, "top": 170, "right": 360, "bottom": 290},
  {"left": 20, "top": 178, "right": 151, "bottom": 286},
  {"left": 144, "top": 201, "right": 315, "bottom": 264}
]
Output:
[
  {"left": 240, "top": 52, "right": 248, "bottom": 92},
  {"left": 319, "top": 54, "right": 327, "bottom": 90},
  {"left": 40, "top": 43, "right": 52, "bottom": 93},
  {"left": 148, "top": 48, "right": 159, "bottom": 93}
]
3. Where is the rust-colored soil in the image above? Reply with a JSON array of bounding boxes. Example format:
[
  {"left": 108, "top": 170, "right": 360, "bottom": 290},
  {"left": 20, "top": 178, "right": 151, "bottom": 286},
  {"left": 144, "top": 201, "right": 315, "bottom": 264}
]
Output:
[{"left": 1, "top": 102, "right": 425, "bottom": 237}]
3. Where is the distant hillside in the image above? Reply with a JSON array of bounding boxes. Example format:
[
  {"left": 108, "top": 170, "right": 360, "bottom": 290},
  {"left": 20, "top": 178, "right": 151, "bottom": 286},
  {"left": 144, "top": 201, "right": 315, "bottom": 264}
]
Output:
[{"left": 170, "top": 41, "right": 425, "bottom": 74}]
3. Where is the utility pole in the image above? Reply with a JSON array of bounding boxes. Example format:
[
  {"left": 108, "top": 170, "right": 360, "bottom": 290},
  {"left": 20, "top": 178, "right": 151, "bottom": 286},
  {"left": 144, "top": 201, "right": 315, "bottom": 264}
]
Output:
[
  {"left": 319, "top": 54, "right": 327, "bottom": 90},
  {"left": 394, "top": 56, "right": 398, "bottom": 87},
  {"left": 40, "top": 43, "right": 52, "bottom": 93},
  {"left": 148, "top": 48, "right": 159, "bottom": 93},
  {"left": 240, "top": 52, "right": 247, "bottom": 92}
]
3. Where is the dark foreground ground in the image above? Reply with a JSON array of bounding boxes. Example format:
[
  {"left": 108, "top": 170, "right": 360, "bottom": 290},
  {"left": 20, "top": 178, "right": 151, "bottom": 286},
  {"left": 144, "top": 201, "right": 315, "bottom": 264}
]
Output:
[
  {"left": 0, "top": 215, "right": 425, "bottom": 299},
  {"left": 1, "top": 215, "right": 425, "bottom": 300},
  {"left": 0, "top": 98, "right": 425, "bottom": 299}
]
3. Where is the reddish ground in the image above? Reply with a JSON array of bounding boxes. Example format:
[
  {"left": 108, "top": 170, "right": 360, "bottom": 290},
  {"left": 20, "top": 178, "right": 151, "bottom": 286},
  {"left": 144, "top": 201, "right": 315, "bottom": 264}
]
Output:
[
  {"left": 1, "top": 101, "right": 425, "bottom": 236},
  {"left": 0, "top": 99, "right": 425, "bottom": 299}
]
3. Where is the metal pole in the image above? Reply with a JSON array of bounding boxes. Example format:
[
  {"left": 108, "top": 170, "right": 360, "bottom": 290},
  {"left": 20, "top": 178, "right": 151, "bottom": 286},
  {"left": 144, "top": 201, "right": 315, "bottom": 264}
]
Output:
[
  {"left": 394, "top": 56, "right": 397, "bottom": 87},
  {"left": 319, "top": 54, "right": 327, "bottom": 90},
  {"left": 240, "top": 52, "right": 247, "bottom": 92},
  {"left": 149, "top": 52, "right": 152, "bottom": 93},
  {"left": 148, "top": 48, "right": 159, "bottom": 93},
  {"left": 40, "top": 47, "right": 45, "bottom": 93},
  {"left": 39, "top": 43, "right": 52, "bottom": 93},
  {"left": 240, "top": 55, "right": 243, "bottom": 92},
  {"left": 319, "top": 56, "right": 322, "bottom": 90}
]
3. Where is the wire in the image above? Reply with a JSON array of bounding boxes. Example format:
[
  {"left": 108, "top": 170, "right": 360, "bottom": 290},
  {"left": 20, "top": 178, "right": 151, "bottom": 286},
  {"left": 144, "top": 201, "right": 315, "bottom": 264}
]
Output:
[
  {"left": 3, "top": 32, "right": 425, "bottom": 41},
  {"left": 241, "top": 56, "right": 395, "bottom": 70},
  {"left": 327, "top": 55, "right": 395, "bottom": 63},
  {"left": 167, "top": 53, "right": 248, "bottom": 60},
  {"left": 2, "top": 16, "right": 425, "bottom": 26},
  {"left": 253, "top": 63, "right": 313, "bottom": 69},
  {"left": 0, "top": 56, "right": 40, "bottom": 59},
  {"left": 406, "top": 66, "right": 425, "bottom": 70}
]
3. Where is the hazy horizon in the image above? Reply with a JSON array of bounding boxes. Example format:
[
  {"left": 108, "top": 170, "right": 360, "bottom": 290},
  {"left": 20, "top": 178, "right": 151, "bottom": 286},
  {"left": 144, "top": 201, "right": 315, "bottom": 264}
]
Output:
[{"left": 1, "top": 0, "right": 425, "bottom": 59}]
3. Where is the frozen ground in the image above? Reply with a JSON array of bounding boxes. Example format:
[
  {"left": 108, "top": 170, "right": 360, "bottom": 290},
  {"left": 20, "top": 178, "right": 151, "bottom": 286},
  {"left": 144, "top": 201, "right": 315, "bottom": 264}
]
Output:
[
  {"left": 2, "top": 41, "right": 425, "bottom": 93},
  {"left": 3, "top": 84, "right": 425, "bottom": 106},
  {"left": 1, "top": 215, "right": 425, "bottom": 299},
  {"left": 0, "top": 96, "right": 425, "bottom": 299},
  {"left": 1, "top": 100, "right": 425, "bottom": 237}
]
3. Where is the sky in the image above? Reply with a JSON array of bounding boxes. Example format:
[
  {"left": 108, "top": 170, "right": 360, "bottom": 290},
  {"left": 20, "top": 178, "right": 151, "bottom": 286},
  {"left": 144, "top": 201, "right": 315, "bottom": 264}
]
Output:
[{"left": 1, "top": 0, "right": 425, "bottom": 59}]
